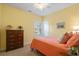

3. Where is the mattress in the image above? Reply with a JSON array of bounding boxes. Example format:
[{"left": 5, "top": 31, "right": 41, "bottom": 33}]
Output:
[{"left": 31, "top": 36, "right": 69, "bottom": 56}]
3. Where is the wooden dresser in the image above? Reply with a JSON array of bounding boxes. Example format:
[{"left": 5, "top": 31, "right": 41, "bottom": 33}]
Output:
[{"left": 6, "top": 30, "right": 24, "bottom": 51}]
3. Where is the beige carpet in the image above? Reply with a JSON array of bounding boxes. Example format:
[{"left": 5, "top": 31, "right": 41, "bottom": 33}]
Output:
[{"left": 0, "top": 44, "right": 42, "bottom": 56}]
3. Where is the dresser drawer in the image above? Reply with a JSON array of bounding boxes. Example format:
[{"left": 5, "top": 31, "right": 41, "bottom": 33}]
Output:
[
  {"left": 7, "top": 46, "right": 16, "bottom": 51},
  {"left": 7, "top": 38, "right": 16, "bottom": 42},
  {"left": 8, "top": 35, "right": 15, "bottom": 37},
  {"left": 17, "top": 34, "right": 23, "bottom": 37},
  {"left": 7, "top": 30, "right": 16, "bottom": 34}
]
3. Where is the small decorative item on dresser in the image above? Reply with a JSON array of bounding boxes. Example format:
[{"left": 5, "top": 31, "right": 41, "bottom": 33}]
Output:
[
  {"left": 6, "top": 25, "right": 12, "bottom": 30},
  {"left": 18, "top": 26, "right": 23, "bottom": 30}
]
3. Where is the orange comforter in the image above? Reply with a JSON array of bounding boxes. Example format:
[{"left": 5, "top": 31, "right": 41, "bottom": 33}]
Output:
[{"left": 31, "top": 37, "right": 69, "bottom": 56}]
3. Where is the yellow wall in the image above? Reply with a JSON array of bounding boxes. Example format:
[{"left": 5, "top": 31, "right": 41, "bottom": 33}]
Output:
[
  {"left": 0, "top": 4, "right": 2, "bottom": 49},
  {"left": 0, "top": 4, "right": 42, "bottom": 50},
  {"left": 0, "top": 4, "right": 2, "bottom": 28},
  {"left": 44, "top": 4, "right": 79, "bottom": 41}
]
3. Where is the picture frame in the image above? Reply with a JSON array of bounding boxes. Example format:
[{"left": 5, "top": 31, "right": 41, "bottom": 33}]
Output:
[{"left": 56, "top": 22, "right": 65, "bottom": 29}]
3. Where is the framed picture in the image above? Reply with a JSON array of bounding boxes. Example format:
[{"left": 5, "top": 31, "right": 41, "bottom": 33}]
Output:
[{"left": 56, "top": 22, "right": 65, "bottom": 29}]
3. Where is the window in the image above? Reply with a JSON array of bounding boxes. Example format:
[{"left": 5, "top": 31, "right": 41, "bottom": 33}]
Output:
[
  {"left": 34, "top": 20, "right": 42, "bottom": 36},
  {"left": 43, "top": 21, "right": 49, "bottom": 36},
  {"left": 34, "top": 20, "right": 49, "bottom": 37}
]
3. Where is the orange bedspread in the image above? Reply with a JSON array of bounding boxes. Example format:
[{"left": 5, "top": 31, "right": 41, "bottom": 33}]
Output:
[{"left": 31, "top": 37, "right": 69, "bottom": 56}]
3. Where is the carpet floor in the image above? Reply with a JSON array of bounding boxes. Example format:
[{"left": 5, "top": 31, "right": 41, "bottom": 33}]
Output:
[{"left": 0, "top": 45, "right": 43, "bottom": 56}]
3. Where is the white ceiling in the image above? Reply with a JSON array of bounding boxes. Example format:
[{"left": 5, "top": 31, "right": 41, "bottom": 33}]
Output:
[{"left": 7, "top": 3, "right": 75, "bottom": 16}]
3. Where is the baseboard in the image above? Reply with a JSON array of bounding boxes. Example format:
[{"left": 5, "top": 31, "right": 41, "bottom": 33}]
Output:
[
  {"left": 0, "top": 48, "right": 6, "bottom": 52},
  {"left": 27, "top": 42, "right": 31, "bottom": 45},
  {"left": 24, "top": 42, "right": 31, "bottom": 47}
]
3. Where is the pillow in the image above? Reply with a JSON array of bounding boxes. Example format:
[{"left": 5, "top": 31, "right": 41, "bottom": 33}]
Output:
[
  {"left": 66, "top": 33, "right": 79, "bottom": 48},
  {"left": 60, "top": 32, "right": 73, "bottom": 44}
]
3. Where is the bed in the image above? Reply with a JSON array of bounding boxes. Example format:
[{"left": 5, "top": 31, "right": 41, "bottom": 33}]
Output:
[{"left": 31, "top": 36, "right": 69, "bottom": 56}]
